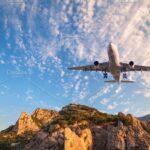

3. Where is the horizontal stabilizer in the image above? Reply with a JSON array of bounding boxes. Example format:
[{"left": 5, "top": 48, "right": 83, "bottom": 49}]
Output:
[
  {"left": 104, "top": 80, "right": 116, "bottom": 83},
  {"left": 105, "top": 80, "right": 134, "bottom": 83}
]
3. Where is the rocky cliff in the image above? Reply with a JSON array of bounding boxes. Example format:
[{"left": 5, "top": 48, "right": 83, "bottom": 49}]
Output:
[
  {"left": 139, "top": 114, "right": 150, "bottom": 121},
  {"left": 13, "top": 108, "right": 58, "bottom": 135},
  {"left": 14, "top": 112, "right": 40, "bottom": 135},
  {"left": 1, "top": 104, "right": 150, "bottom": 150}
]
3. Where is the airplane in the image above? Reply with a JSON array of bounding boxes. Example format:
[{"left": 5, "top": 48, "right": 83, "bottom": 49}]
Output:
[{"left": 68, "top": 42, "right": 150, "bottom": 83}]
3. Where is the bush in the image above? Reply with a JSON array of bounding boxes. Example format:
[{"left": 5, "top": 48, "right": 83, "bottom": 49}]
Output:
[
  {"left": 0, "top": 141, "right": 11, "bottom": 150},
  {"left": 118, "top": 115, "right": 133, "bottom": 126}
]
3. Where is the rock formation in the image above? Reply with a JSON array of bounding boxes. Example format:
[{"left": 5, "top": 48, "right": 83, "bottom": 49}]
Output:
[
  {"left": 1, "top": 104, "right": 150, "bottom": 150},
  {"left": 13, "top": 108, "right": 58, "bottom": 135},
  {"left": 31, "top": 108, "right": 58, "bottom": 126},
  {"left": 64, "top": 128, "right": 92, "bottom": 150},
  {"left": 14, "top": 112, "right": 40, "bottom": 135}
]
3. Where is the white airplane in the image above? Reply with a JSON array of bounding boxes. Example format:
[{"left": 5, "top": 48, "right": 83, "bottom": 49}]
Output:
[{"left": 68, "top": 42, "right": 150, "bottom": 83}]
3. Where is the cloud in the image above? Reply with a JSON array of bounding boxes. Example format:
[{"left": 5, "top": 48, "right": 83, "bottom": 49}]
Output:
[
  {"left": 123, "top": 108, "right": 129, "bottom": 114},
  {"left": 25, "top": 89, "right": 34, "bottom": 102},
  {"left": 0, "top": 60, "right": 5, "bottom": 64},
  {"left": 100, "top": 98, "right": 109, "bottom": 105},
  {"left": 48, "top": 106, "right": 61, "bottom": 111},
  {"left": 107, "top": 102, "right": 118, "bottom": 110},
  {"left": 75, "top": 80, "right": 81, "bottom": 91},
  {"left": 88, "top": 85, "right": 112, "bottom": 102},
  {"left": 115, "top": 86, "right": 122, "bottom": 94},
  {"left": 1, "top": 0, "right": 150, "bottom": 121},
  {"left": 143, "top": 90, "right": 150, "bottom": 98}
]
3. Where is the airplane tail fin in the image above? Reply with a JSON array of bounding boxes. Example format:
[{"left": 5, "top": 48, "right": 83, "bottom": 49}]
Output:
[{"left": 105, "top": 80, "right": 134, "bottom": 83}]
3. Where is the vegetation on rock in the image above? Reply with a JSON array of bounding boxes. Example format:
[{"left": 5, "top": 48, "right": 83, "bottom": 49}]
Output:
[{"left": 1, "top": 103, "right": 149, "bottom": 150}]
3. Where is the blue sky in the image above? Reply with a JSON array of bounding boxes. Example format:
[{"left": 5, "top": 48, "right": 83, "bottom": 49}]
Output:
[{"left": 0, "top": 0, "right": 150, "bottom": 130}]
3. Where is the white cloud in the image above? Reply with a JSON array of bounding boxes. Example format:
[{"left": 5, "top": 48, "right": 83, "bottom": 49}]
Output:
[
  {"left": 89, "top": 85, "right": 112, "bottom": 102},
  {"left": 123, "top": 108, "right": 129, "bottom": 114},
  {"left": 60, "top": 70, "right": 65, "bottom": 77},
  {"left": 120, "top": 100, "right": 131, "bottom": 106},
  {"left": 76, "top": 41, "right": 84, "bottom": 60},
  {"left": 115, "top": 86, "right": 122, "bottom": 94},
  {"left": 79, "top": 91, "right": 87, "bottom": 100},
  {"left": 1, "top": 0, "right": 150, "bottom": 118},
  {"left": 0, "top": 60, "right": 5, "bottom": 64},
  {"left": 25, "top": 90, "right": 33, "bottom": 102},
  {"left": 107, "top": 102, "right": 117, "bottom": 110},
  {"left": 48, "top": 106, "right": 61, "bottom": 111},
  {"left": 100, "top": 98, "right": 109, "bottom": 105},
  {"left": 144, "top": 91, "right": 150, "bottom": 98},
  {"left": 75, "top": 80, "right": 81, "bottom": 91},
  {"left": 107, "top": 105, "right": 114, "bottom": 110},
  {"left": 11, "top": 56, "right": 17, "bottom": 65},
  {"left": 84, "top": 76, "right": 88, "bottom": 80},
  {"left": 16, "top": 38, "right": 25, "bottom": 50}
]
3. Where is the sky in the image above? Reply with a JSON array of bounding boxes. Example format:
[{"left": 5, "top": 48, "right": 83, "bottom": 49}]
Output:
[{"left": 0, "top": 0, "right": 150, "bottom": 130}]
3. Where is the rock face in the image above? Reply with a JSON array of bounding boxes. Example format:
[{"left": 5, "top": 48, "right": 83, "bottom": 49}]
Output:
[
  {"left": 1, "top": 104, "right": 150, "bottom": 150},
  {"left": 92, "top": 125, "right": 150, "bottom": 150},
  {"left": 24, "top": 127, "right": 92, "bottom": 150},
  {"left": 14, "top": 108, "right": 58, "bottom": 135},
  {"left": 64, "top": 128, "right": 92, "bottom": 150},
  {"left": 14, "top": 112, "right": 40, "bottom": 135},
  {"left": 31, "top": 108, "right": 58, "bottom": 127}
]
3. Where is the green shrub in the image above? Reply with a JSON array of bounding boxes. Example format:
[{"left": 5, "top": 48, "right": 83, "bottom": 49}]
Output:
[
  {"left": 118, "top": 115, "right": 133, "bottom": 126},
  {"left": 0, "top": 141, "right": 11, "bottom": 150}
]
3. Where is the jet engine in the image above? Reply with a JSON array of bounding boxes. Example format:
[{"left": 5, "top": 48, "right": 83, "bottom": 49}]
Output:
[
  {"left": 129, "top": 61, "right": 134, "bottom": 68},
  {"left": 94, "top": 61, "right": 99, "bottom": 66}
]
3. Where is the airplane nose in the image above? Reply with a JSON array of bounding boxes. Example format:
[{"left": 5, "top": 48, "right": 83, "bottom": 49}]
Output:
[
  {"left": 108, "top": 42, "right": 116, "bottom": 54},
  {"left": 109, "top": 42, "right": 116, "bottom": 49},
  {"left": 109, "top": 42, "right": 113, "bottom": 49},
  {"left": 109, "top": 42, "right": 113, "bottom": 47}
]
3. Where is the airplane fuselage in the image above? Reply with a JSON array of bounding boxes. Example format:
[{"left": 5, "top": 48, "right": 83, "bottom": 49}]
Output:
[{"left": 108, "top": 43, "right": 121, "bottom": 82}]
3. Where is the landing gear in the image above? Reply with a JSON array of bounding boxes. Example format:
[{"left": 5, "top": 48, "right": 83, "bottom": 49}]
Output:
[
  {"left": 123, "top": 73, "right": 127, "bottom": 79},
  {"left": 103, "top": 72, "right": 108, "bottom": 78}
]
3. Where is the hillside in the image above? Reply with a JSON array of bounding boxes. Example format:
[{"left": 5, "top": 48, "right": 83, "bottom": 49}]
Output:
[
  {"left": 0, "top": 104, "right": 150, "bottom": 150},
  {"left": 139, "top": 114, "right": 150, "bottom": 121}
]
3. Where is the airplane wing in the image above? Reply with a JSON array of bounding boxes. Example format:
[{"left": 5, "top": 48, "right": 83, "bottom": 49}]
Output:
[
  {"left": 121, "top": 63, "right": 150, "bottom": 71},
  {"left": 68, "top": 62, "right": 110, "bottom": 72}
]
